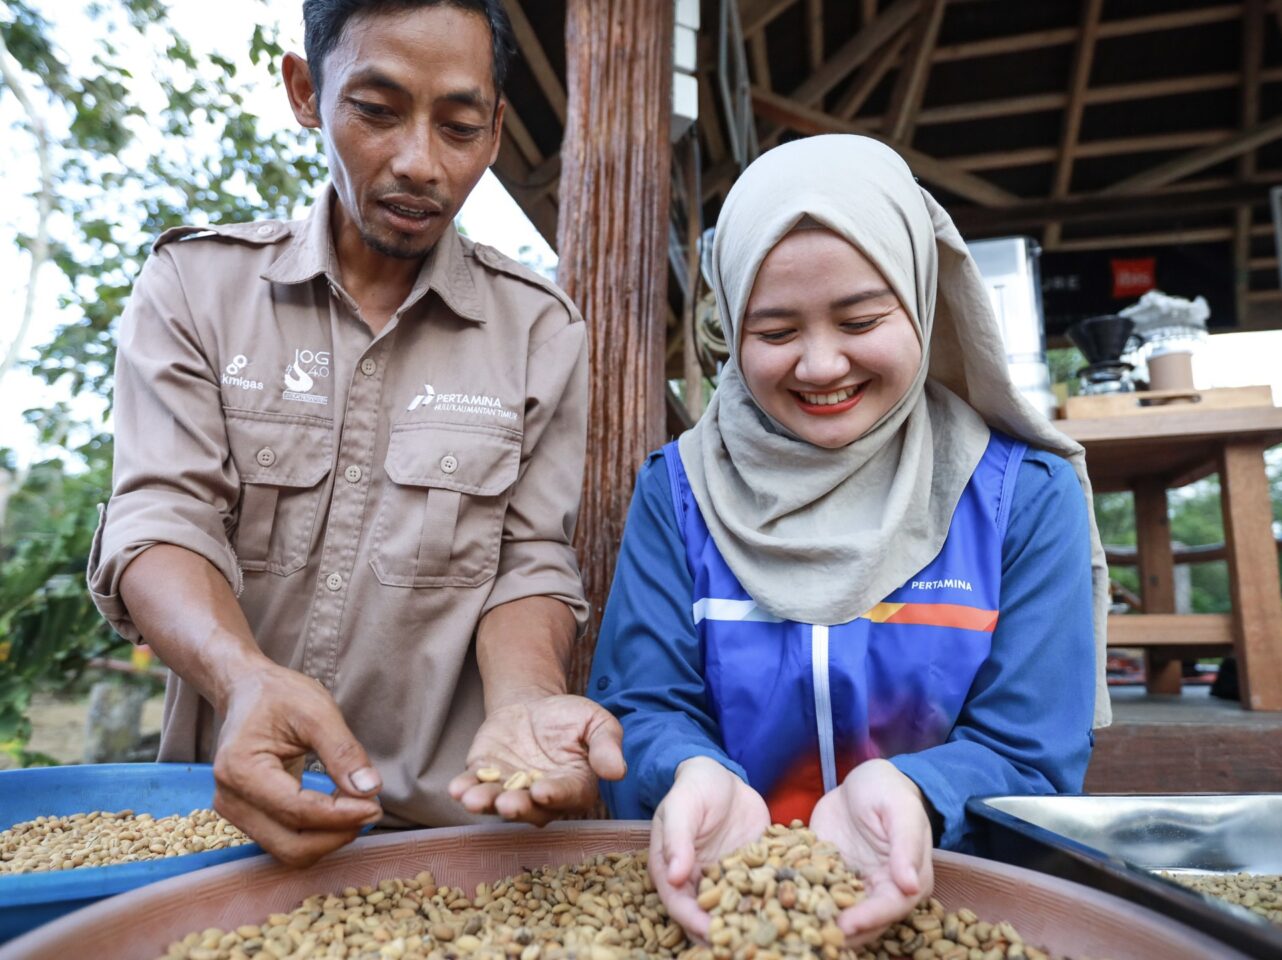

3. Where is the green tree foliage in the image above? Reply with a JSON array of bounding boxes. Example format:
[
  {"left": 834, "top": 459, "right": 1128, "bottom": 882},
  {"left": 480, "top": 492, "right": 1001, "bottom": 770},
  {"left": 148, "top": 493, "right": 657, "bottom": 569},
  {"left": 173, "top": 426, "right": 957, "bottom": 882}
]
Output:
[{"left": 1, "top": 0, "right": 327, "bottom": 763}]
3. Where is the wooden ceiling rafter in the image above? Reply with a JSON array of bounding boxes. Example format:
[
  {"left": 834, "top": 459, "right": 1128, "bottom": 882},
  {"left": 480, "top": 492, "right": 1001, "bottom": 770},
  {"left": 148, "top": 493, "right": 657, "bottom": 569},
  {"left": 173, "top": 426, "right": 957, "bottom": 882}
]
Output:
[
  {"left": 953, "top": 129, "right": 1236, "bottom": 172},
  {"left": 1044, "top": 0, "right": 1103, "bottom": 250},
  {"left": 1054, "top": 228, "right": 1238, "bottom": 253},
  {"left": 750, "top": 86, "right": 1018, "bottom": 207},
  {"left": 932, "top": 4, "right": 1243, "bottom": 64},
  {"left": 787, "top": 0, "right": 920, "bottom": 109},
  {"left": 741, "top": 0, "right": 798, "bottom": 37},
  {"left": 1235, "top": 0, "right": 1266, "bottom": 320},
  {"left": 950, "top": 182, "right": 1275, "bottom": 235},
  {"left": 903, "top": 68, "right": 1282, "bottom": 128},
  {"left": 833, "top": 22, "right": 913, "bottom": 120},
  {"left": 758, "top": 0, "right": 921, "bottom": 150},
  {"left": 750, "top": 32, "right": 772, "bottom": 91},
  {"left": 492, "top": 138, "right": 558, "bottom": 244},
  {"left": 806, "top": 0, "right": 824, "bottom": 72},
  {"left": 1100, "top": 114, "right": 1282, "bottom": 195},
  {"left": 505, "top": 0, "right": 567, "bottom": 125},
  {"left": 489, "top": 1, "right": 1282, "bottom": 332},
  {"left": 882, "top": 0, "right": 946, "bottom": 143}
]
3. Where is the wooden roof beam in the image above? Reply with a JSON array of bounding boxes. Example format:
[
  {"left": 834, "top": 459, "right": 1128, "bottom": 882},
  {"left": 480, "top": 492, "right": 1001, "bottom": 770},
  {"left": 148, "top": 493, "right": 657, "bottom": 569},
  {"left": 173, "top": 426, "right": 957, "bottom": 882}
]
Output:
[
  {"left": 697, "top": 73, "right": 728, "bottom": 164},
  {"left": 505, "top": 0, "right": 567, "bottom": 125},
  {"left": 1045, "top": 0, "right": 1103, "bottom": 249},
  {"left": 883, "top": 0, "right": 946, "bottom": 143},
  {"left": 1241, "top": 0, "right": 1264, "bottom": 181},
  {"left": 741, "top": 0, "right": 799, "bottom": 37},
  {"left": 952, "top": 129, "right": 1236, "bottom": 171},
  {"left": 834, "top": 24, "right": 914, "bottom": 120},
  {"left": 950, "top": 182, "right": 1273, "bottom": 236},
  {"left": 1235, "top": 0, "right": 1265, "bottom": 322},
  {"left": 1049, "top": 228, "right": 1234, "bottom": 253},
  {"left": 933, "top": 4, "right": 1242, "bottom": 63},
  {"left": 900, "top": 67, "right": 1282, "bottom": 127},
  {"left": 1100, "top": 114, "right": 1282, "bottom": 194},
  {"left": 759, "top": 0, "right": 920, "bottom": 150},
  {"left": 807, "top": 0, "right": 824, "bottom": 71},
  {"left": 749, "top": 32, "right": 771, "bottom": 91},
  {"left": 750, "top": 87, "right": 1019, "bottom": 207},
  {"left": 492, "top": 137, "right": 558, "bottom": 246},
  {"left": 790, "top": 0, "right": 921, "bottom": 107},
  {"left": 501, "top": 105, "right": 545, "bottom": 168}
]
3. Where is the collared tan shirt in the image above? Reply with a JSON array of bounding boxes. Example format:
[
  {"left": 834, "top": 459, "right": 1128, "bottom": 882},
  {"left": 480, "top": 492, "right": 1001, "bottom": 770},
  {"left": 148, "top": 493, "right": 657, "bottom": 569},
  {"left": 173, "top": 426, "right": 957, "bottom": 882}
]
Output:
[{"left": 88, "top": 188, "right": 588, "bottom": 826}]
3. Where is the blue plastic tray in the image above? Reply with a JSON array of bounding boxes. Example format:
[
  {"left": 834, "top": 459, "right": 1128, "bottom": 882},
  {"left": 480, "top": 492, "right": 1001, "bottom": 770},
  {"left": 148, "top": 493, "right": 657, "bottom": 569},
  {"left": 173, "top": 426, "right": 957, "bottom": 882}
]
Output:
[{"left": 0, "top": 762, "right": 336, "bottom": 942}]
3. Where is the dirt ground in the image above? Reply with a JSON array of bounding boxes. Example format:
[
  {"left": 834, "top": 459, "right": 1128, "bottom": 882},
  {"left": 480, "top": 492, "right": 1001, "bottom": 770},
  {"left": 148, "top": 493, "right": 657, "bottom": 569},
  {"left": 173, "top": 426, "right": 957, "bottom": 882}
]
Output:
[{"left": 10, "top": 691, "right": 166, "bottom": 768}]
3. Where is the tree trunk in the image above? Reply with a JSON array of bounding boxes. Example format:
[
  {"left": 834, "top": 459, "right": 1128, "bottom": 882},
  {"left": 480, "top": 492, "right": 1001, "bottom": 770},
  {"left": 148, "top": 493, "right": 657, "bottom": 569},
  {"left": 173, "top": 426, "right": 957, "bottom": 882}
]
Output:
[
  {"left": 557, "top": 0, "right": 673, "bottom": 694},
  {"left": 0, "top": 30, "right": 55, "bottom": 391}
]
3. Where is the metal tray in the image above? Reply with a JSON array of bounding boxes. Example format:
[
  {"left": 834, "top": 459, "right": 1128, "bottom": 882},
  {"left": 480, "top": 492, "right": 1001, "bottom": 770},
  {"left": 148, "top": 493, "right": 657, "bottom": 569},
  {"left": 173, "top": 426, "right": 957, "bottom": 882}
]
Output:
[{"left": 968, "top": 793, "right": 1282, "bottom": 960}]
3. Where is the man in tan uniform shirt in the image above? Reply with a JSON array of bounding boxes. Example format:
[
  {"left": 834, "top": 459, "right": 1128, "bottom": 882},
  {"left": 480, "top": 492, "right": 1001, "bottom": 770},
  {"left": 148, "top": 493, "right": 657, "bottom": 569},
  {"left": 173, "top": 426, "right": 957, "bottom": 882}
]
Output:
[{"left": 87, "top": 0, "right": 623, "bottom": 865}]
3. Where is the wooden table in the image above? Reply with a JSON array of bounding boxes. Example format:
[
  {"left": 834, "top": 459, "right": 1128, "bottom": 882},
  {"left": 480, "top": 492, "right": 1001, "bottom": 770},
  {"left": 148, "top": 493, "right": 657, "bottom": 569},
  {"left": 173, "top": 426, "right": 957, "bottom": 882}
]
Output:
[{"left": 1057, "top": 404, "right": 1282, "bottom": 710}]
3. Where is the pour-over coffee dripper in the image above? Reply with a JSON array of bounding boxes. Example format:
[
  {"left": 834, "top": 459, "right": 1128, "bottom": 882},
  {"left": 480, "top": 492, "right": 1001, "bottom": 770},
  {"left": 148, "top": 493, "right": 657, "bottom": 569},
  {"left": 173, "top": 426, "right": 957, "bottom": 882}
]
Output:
[{"left": 1067, "top": 314, "right": 1137, "bottom": 394}]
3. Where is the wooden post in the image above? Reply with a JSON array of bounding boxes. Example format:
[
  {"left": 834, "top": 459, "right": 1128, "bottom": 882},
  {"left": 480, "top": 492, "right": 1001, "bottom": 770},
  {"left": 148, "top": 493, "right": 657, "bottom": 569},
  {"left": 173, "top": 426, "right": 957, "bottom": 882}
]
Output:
[
  {"left": 1220, "top": 441, "right": 1282, "bottom": 710},
  {"left": 1134, "top": 479, "right": 1182, "bottom": 695},
  {"left": 557, "top": 0, "right": 672, "bottom": 693}
]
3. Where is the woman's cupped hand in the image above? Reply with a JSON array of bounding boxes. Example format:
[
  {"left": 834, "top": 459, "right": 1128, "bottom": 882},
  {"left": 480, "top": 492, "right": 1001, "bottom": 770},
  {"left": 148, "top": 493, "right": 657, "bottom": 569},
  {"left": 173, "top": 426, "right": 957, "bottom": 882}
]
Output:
[
  {"left": 648, "top": 756, "right": 772, "bottom": 940},
  {"left": 809, "top": 758, "right": 935, "bottom": 948}
]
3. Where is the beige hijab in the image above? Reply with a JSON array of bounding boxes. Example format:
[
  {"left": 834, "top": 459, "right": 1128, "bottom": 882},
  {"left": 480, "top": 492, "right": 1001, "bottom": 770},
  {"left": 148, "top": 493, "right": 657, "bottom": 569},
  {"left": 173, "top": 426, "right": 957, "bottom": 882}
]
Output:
[{"left": 678, "top": 135, "right": 1111, "bottom": 727}]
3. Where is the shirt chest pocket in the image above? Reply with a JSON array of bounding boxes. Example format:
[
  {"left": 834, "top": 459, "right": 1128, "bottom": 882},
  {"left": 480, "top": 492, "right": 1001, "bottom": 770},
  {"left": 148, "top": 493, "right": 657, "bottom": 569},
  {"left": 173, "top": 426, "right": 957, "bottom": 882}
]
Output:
[
  {"left": 226, "top": 411, "right": 333, "bottom": 576},
  {"left": 371, "top": 424, "right": 521, "bottom": 588}
]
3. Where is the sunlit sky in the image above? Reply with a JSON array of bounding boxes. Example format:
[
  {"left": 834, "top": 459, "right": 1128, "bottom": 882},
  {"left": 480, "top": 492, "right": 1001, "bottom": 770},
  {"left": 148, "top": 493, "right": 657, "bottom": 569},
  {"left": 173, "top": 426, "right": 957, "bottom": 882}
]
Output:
[{"left": 2, "top": 1, "right": 1280, "bottom": 468}]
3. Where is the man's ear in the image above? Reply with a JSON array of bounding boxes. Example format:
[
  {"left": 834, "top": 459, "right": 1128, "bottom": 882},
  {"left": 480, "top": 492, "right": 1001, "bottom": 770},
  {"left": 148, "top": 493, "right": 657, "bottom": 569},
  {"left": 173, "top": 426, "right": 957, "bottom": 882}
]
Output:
[
  {"left": 487, "top": 98, "right": 506, "bottom": 167},
  {"left": 283, "top": 52, "right": 321, "bottom": 129}
]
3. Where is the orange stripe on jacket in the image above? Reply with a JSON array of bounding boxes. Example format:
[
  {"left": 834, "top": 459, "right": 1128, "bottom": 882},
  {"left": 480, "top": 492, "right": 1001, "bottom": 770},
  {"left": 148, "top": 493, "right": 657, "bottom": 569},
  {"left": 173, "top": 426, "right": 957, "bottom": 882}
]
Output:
[{"left": 863, "top": 602, "right": 998, "bottom": 632}]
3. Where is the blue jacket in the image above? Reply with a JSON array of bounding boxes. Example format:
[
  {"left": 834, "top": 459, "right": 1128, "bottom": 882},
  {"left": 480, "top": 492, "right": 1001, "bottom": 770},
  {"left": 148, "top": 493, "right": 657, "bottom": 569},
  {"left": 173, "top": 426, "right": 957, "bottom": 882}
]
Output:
[{"left": 589, "top": 440, "right": 1095, "bottom": 852}]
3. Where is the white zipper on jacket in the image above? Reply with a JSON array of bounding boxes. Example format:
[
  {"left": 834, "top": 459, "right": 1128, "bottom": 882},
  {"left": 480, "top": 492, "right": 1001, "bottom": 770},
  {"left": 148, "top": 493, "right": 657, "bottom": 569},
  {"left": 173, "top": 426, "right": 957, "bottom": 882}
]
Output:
[{"left": 811, "top": 624, "right": 838, "bottom": 794}]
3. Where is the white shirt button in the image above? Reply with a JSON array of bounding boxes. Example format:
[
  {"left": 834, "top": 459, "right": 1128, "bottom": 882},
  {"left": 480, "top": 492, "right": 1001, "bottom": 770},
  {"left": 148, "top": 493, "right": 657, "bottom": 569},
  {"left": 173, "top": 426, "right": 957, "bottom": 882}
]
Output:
[
  {"left": 440, "top": 455, "right": 458, "bottom": 474},
  {"left": 325, "top": 573, "right": 343, "bottom": 591},
  {"left": 344, "top": 464, "right": 362, "bottom": 484},
  {"left": 360, "top": 358, "right": 377, "bottom": 376},
  {"left": 256, "top": 447, "right": 276, "bottom": 467},
  {"left": 256, "top": 224, "right": 274, "bottom": 236}
]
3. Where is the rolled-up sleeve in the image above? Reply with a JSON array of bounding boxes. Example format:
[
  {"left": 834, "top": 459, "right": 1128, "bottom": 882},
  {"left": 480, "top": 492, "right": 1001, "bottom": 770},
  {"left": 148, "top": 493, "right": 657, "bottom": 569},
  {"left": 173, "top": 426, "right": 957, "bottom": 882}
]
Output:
[
  {"left": 482, "top": 318, "right": 589, "bottom": 629},
  {"left": 87, "top": 248, "right": 242, "bottom": 640}
]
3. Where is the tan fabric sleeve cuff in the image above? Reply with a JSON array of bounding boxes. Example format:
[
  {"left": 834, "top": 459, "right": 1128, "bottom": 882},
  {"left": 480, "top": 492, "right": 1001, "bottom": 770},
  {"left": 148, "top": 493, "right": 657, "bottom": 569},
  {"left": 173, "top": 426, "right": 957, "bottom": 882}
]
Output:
[
  {"left": 86, "top": 500, "right": 242, "bottom": 642},
  {"left": 484, "top": 550, "right": 589, "bottom": 635}
]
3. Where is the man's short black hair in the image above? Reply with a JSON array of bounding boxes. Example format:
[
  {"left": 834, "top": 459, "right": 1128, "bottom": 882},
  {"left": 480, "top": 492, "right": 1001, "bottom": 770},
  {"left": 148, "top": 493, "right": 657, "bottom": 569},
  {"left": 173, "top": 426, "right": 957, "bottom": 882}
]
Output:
[{"left": 302, "top": 0, "right": 515, "bottom": 100}]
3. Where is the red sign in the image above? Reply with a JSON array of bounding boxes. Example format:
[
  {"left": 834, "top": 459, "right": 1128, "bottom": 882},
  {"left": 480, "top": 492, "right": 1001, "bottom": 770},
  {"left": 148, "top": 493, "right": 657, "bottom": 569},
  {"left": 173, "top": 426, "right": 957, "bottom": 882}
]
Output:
[{"left": 1110, "top": 257, "right": 1157, "bottom": 299}]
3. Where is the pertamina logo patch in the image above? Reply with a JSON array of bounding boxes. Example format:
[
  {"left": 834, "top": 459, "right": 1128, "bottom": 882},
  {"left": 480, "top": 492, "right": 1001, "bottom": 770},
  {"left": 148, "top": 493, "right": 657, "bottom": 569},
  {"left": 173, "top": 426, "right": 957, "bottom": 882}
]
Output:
[
  {"left": 407, "top": 384, "right": 436, "bottom": 410},
  {"left": 282, "top": 348, "right": 330, "bottom": 406},
  {"left": 407, "top": 383, "right": 516, "bottom": 421}
]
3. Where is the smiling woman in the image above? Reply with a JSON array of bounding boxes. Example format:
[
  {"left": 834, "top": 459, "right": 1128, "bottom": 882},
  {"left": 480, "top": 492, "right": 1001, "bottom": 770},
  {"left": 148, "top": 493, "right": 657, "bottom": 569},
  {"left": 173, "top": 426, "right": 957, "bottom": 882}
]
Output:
[
  {"left": 589, "top": 134, "right": 1112, "bottom": 948},
  {"left": 739, "top": 229, "right": 922, "bottom": 449}
]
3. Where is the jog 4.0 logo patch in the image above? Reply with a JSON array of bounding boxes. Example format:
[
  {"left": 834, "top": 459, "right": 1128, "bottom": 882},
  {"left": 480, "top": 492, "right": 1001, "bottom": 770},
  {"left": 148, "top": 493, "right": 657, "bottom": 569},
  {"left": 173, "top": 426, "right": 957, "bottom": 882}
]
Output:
[
  {"left": 283, "top": 347, "right": 330, "bottom": 406},
  {"left": 407, "top": 383, "right": 517, "bottom": 421}
]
